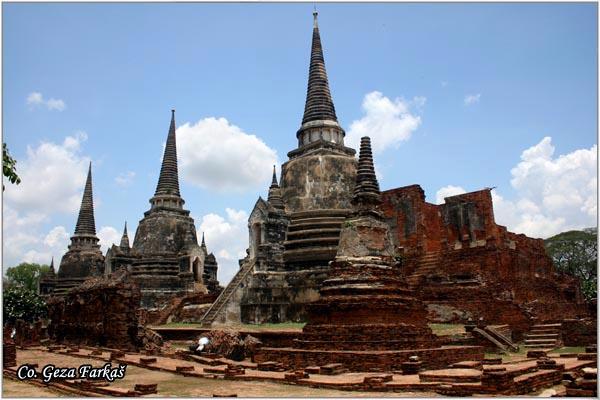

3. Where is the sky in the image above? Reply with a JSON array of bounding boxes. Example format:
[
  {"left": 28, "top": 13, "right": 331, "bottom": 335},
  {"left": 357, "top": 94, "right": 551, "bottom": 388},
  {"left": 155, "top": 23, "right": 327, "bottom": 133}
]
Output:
[{"left": 3, "top": 2, "right": 597, "bottom": 285}]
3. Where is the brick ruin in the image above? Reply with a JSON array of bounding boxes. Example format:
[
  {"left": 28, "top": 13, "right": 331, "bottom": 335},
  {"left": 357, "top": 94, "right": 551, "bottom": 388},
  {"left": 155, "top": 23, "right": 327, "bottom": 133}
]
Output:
[
  {"left": 199, "top": 11, "right": 589, "bottom": 331},
  {"left": 46, "top": 274, "right": 162, "bottom": 351},
  {"left": 40, "top": 110, "right": 221, "bottom": 309},
  {"left": 381, "top": 185, "right": 588, "bottom": 335}
]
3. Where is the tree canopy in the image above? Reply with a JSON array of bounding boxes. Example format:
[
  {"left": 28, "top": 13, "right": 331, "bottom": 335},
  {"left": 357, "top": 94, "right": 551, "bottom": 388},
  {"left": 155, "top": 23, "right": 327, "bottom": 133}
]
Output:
[
  {"left": 3, "top": 143, "right": 21, "bottom": 190},
  {"left": 3, "top": 286, "right": 47, "bottom": 323},
  {"left": 545, "top": 227, "right": 597, "bottom": 302},
  {"left": 5, "top": 262, "right": 52, "bottom": 292}
]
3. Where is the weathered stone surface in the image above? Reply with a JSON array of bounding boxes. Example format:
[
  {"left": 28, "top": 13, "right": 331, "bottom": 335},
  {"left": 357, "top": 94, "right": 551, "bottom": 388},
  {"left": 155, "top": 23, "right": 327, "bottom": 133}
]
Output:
[
  {"left": 127, "top": 111, "right": 219, "bottom": 307},
  {"left": 561, "top": 318, "right": 597, "bottom": 346}
]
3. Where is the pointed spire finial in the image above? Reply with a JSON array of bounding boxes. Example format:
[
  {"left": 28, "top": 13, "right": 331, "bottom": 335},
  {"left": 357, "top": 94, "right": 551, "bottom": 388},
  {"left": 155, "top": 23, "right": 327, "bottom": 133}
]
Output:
[
  {"left": 50, "top": 256, "right": 54, "bottom": 269},
  {"left": 270, "top": 165, "right": 279, "bottom": 188},
  {"left": 120, "top": 220, "right": 130, "bottom": 249},
  {"left": 301, "top": 10, "right": 338, "bottom": 126},
  {"left": 154, "top": 109, "right": 181, "bottom": 197},
  {"left": 313, "top": 8, "right": 318, "bottom": 28},
  {"left": 74, "top": 162, "right": 97, "bottom": 235},
  {"left": 201, "top": 232, "right": 206, "bottom": 247}
]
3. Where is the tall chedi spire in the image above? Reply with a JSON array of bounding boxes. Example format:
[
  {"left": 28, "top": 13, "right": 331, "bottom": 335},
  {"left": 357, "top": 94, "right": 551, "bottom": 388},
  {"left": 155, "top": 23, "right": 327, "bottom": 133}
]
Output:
[
  {"left": 74, "top": 162, "right": 97, "bottom": 236},
  {"left": 155, "top": 109, "right": 181, "bottom": 197},
  {"left": 69, "top": 162, "right": 100, "bottom": 250},
  {"left": 295, "top": 11, "right": 349, "bottom": 151},
  {"left": 149, "top": 110, "right": 185, "bottom": 211},
  {"left": 302, "top": 10, "right": 338, "bottom": 125},
  {"left": 57, "top": 161, "right": 104, "bottom": 280}
]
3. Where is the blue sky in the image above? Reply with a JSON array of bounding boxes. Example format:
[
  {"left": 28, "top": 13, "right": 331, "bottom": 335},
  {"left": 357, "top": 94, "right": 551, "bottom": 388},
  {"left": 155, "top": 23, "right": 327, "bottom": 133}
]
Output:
[{"left": 3, "top": 3, "right": 597, "bottom": 284}]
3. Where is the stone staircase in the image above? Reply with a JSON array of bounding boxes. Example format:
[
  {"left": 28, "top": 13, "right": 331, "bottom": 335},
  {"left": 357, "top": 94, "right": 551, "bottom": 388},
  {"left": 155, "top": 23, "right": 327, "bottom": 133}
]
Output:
[
  {"left": 523, "top": 323, "right": 562, "bottom": 349},
  {"left": 199, "top": 260, "right": 255, "bottom": 327},
  {"left": 406, "top": 251, "right": 440, "bottom": 287},
  {"left": 131, "top": 263, "right": 180, "bottom": 277},
  {"left": 486, "top": 325, "right": 519, "bottom": 352},
  {"left": 52, "top": 277, "right": 87, "bottom": 296},
  {"left": 283, "top": 209, "right": 349, "bottom": 266}
]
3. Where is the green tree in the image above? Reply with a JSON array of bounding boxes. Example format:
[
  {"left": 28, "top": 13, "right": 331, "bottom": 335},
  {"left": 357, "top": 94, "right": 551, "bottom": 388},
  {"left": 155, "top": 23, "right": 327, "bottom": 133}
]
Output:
[
  {"left": 545, "top": 228, "right": 597, "bottom": 301},
  {"left": 3, "top": 286, "right": 47, "bottom": 323},
  {"left": 5, "top": 263, "right": 51, "bottom": 292},
  {"left": 3, "top": 143, "right": 21, "bottom": 190}
]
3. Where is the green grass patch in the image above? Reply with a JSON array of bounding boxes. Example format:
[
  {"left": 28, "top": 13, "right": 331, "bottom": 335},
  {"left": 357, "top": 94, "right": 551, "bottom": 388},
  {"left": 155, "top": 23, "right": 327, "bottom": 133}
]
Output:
[
  {"left": 428, "top": 323, "right": 466, "bottom": 336},
  {"left": 153, "top": 322, "right": 204, "bottom": 328},
  {"left": 549, "top": 346, "right": 585, "bottom": 354},
  {"left": 151, "top": 321, "right": 306, "bottom": 331},
  {"left": 221, "top": 322, "right": 306, "bottom": 331}
]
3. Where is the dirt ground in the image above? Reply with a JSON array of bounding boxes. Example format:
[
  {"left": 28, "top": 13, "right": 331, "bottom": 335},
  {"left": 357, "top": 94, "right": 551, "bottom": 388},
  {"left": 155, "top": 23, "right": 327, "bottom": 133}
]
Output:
[{"left": 4, "top": 350, "right": 439, "bottom": 397}]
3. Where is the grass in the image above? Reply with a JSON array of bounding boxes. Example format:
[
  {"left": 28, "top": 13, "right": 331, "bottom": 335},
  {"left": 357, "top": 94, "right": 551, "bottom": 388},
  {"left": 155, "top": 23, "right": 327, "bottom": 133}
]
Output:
[
  {"left": 428, "top": 323, "right": 466, "bottom": 336},
  {"left": 155, "top": 322, "right": 204, "bottom": 328},
  {"left": 214, "top": 322, "right": 306, "bottom": 331},
  {"left": 484, "top": 345, "right": 585, "bottom": 363},
  {"left": 549, "top": 346, "right": 585, "bottom": 354},
  {"left": 152, "top": 321, "right": 306, "bottom": 331}
]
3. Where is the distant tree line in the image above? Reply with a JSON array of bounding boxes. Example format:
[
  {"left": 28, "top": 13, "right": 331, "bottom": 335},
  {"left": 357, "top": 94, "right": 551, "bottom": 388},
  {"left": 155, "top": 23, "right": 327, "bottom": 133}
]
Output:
[{"left": 544, "top": 227, "right": 597, "bottom": 302}]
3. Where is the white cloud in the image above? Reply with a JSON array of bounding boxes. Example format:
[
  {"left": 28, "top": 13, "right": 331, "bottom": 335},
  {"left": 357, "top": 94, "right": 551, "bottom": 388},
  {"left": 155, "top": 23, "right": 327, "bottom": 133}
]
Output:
[
  {"left": 26, "top": 92, "right": 43, "bottom": 105},
  {"left": 435, "top": 185, "right": 467, "bottom": 204},
  {"left": 3, "top": 205, "right": 70, "bottom": 270},
  {"left": 435, "top": 137, "right": 597, "bottom": 239},
  {"left": 26, "top": 92, "right": 66, "bottom": 111},
  {"left": 4, "top": 132, "right": 90, "bottom": 215},
  {"left": 177, "top": 117, "right": 278, "bottom": 192},
  {"left": 198, "top": 208, "right": 249, "bottom": 285},
  {"left": 98, "top": 226, "right": 121, "bottom": 252},
  {"left": 464, "top": 93, "right": 481, "bottom": 105},
  {"left": 346, "top": 91, "right": 423, "bottom": 153},
  {"left": 44, "top": 226, "right": 69, "bottom": 248},
  {"left": 115, "top": 171, "right": 136, "bottom": 187},
  {"left": 3, "top": 132, "right": 92, "bottom": 271},
  {"left": 46, "top": 98, "right": 66, "bottom": 111},
  {"left": 497, "top": 137, "right": 597, "bottom": 238}
]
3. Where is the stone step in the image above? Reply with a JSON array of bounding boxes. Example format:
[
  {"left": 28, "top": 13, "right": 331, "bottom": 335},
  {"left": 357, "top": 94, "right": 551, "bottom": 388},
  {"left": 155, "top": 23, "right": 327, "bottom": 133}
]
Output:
[
  {"left": 523, "top": 344, "right": 556, "bottom": 348},
  {"left": 529, "top": 329, "right": 560, "bottom": 335},
  {"left": 284, "top": 246, "right": 338, "bottom": 262},
  {"left": 286, "top": 228, "right": 341, "bottom": 239},
  {"left": 287, "top": 221, "right": 344, "bottom": 232},
  {"left": 284, "top": 236, "right": 340, "bottom": 249},
  {"left": 288, "top": 216, "right": 346, "bottom": 226},
  {"left": 531, "top": 323, "right": 562, "bottom": 329},
  {"left": 288, "top": 209, "right": 350, "bottom": 219},
  {"left": 525, "top": 334, "right": 559, "bottom": 339},
  {"left": 418, "top": 262, "right": 439, "bottom": 268},
  {"left": 525, "top": 339, "right": 557, "bottom": 345}
]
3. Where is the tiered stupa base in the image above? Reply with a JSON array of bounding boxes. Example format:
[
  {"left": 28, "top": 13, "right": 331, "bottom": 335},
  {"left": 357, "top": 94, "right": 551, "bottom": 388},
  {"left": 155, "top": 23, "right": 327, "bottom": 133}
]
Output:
[
  {"left": 130, "top": 257, "right": 194, "bottom": 308},
  {"left": 255, "top": 207, "right": 485, "bottom": 371},
  {"left": 253, "top": 345, "right": 484, "bottom": 372},
  {"left": 298, "top": 258, "right": 439, "bottom": 350}
]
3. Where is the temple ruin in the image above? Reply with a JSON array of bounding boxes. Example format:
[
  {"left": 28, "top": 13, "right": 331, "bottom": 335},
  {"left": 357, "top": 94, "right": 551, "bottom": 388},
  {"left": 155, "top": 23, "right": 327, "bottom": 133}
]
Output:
[
  {"left": 40, "top": 163, "right": 105, "bottom": 296},
  {"left": 41, "top": 110, "right": 221, "bottom": 308},
  {"left": 200, "top": 11, "right": 588, "bottom": 328}
]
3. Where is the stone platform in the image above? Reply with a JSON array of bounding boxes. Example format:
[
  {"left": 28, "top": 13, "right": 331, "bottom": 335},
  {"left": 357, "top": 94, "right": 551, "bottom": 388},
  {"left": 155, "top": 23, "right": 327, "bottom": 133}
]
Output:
[{"left": 253, "top": 345, "right": 484, "bottom": 372}]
